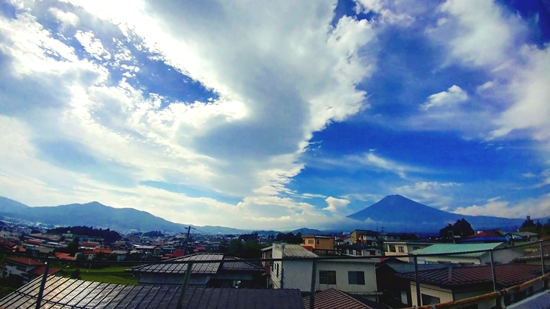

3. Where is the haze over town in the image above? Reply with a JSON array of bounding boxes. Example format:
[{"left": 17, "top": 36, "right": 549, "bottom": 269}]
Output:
[{"left": 1, "top": 0, "right": 549, "bottom": 230}]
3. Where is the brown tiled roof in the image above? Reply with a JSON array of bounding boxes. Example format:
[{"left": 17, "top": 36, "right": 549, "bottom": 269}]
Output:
[
  {"left": 398, "top": 264, "right": 544, "bottom": 288},
  {"left": 6, "top": 257, "right": 43, "bottom": 266},
  {"left": 303, "top": 288, "right": 373, "bottom": 309},
  {"left": 28, "top": 266, "right": 60, "bottom": 276}
]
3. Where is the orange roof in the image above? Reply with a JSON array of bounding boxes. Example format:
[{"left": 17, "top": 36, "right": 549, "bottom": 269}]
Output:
[
  {"left": 6, "top": 257, "right": 43, "bottom": 266},
  {"left": 29, "top": 266, "right": 60, "bottom": 276},
  {"left": 93, "top": 248, "right": 112, "bottom": 254},
  {"left": 55, "top": 252, "right": 75, "bottom": 260}
]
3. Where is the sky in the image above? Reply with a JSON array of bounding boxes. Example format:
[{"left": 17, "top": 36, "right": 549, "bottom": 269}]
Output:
[{"left": 0, "top": 0, "right": 549, "bottom": 231}]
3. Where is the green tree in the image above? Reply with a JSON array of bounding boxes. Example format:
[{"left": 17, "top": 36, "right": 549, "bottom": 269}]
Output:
[{"left": 439, "top": 219, "right": 475, "bottom": 242}]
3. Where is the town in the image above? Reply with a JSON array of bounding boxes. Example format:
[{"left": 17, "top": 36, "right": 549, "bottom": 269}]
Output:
[{"left": 0, "top": 216, "right": 548, "bottom": 309}]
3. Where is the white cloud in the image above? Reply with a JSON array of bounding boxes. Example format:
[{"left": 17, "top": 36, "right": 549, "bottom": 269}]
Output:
[
  {"left": 453, "top": 194, "right": 550, "bottom": 219},
  {"left": 323, "top": 196, "right": 350, "bottom": 213},
  {"left": 0, "top": 0, "right": 379, "bottom": 229},
  {"left": 490, "top": 47, "right": 550, "bottom": 142},
  {"left": 421, "top": 85, "right": 468, "bottom": 110},
  {"left": 75, "top": 30, "right": 111, "bottom": 60},
  {"left": 355, "top": 0, "right": 415, "bottom": 27},
  {"left": 48, "top": 7, "right": 79, "bottom": 27},
  {"left": 395, "top": 182, "right": 461, "bottom": 208},
  {"left": 345, "top": 152, "right": 426, "bottom": 178},
  {"left": 436, "top": 0, "right": 522, "bottom": 68}
]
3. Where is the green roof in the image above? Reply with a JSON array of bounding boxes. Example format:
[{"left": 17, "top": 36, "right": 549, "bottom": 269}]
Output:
[{"left": 411, "top": 242, "right": 503, "bottom": 258}]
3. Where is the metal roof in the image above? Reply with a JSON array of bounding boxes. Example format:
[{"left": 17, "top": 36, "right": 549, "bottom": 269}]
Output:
[
  {"left": 273, "top": 244, "right": 318, "bottom": 258},
  {"left": 398, "top": 264, "right": 545, "bottom": 288},
  {"left": 221, "top": 256, "right": 264, "bottom": 272},
  {"left": 303, "top": 288, "right": 373, "bottom": 309},
  {"left": 410, "top": 242, "right": 503, "bottom": 258},
  {"left": 0, "top": 276, "right": 305, "bottom": 309},
  {"left": 128, "top": 253, "right": 223, "bottom": 275}
]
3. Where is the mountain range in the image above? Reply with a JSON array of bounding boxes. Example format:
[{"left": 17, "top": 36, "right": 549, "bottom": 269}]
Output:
[
  {"left": 0, "top": 195, "right": 531, "bottom": 234},
  {"left": 346, "top": 195, "right": 527, "bottom": 232}
]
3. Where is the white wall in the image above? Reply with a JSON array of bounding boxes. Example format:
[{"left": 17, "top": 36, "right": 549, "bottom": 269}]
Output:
[{"left": 316, "top": 259, "right": 378, "bottom": 294}]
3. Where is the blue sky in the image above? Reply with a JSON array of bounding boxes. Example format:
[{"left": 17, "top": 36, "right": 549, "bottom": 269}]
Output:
[{"left": 0, "top": 0, "right": 549, "bottom": 230}]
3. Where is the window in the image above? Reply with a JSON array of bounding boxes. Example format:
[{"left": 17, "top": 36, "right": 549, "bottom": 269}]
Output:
[
  {"left": 308, "top": 239, "right": 314, "bottom": 244},
  {"left": 389, "top": 245, "right": 396, "bottom": 252},
  {"left": 348, "top": 271, "right": 365, "bottom": 285},
  {"left": 421, "top": 294, "right": 440, "bottom": 305},
  {"left": 316, "top": 239, "right": 320, "bottom": 245},
  {"left": 319, "top": 270, "right": 336, "bottom": 284},
  {"left": 398, "top": 246, "right": 405, "bottom": 253}
]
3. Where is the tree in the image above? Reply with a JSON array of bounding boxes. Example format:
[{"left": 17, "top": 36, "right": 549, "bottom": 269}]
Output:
[
  {"left": 439, "top": 219, "right": 474, "bottom": 242},
  {"left": 520, "top": 216, "right": 536, "bottom": 230}
]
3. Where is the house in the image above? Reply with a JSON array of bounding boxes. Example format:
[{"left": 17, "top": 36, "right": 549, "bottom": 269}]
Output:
[
  {"left": 398, "top": 264, "right": 547, "bottom": 308},
  {"left": 350, "top": 230, "right": 380, "bottom": 248},
  {"left": 301, "top": 235, "right": 336, "bottom": 255},
  {"left": 128, "top": 253, "right": 265, "bottom": 288},
  {"left": 376, "top": 259, "right": 453, "bottom": 307},
  {"left": 383, "top": 241, "right": 433, "bottom": 262},
  {"left": 514, "top": 242, "right": 550, "bottom": 266},
  {"left": 4, "top": 257, "right": 59, "bottom": 283},
  {"left": 337, "top": 244, "right": 381, "bottom": 257},
  {"left": 271, "top": 244, "right": 379, "bottom": 298},
  {"left": 410, "top": 242, "right": 524, "bottom": 265},
  {"left": 0, "top": 275, "right": 305, "bottom": 309}
]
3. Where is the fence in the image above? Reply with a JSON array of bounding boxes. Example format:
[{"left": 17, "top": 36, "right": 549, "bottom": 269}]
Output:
[{"left": 1, "top": 239, "right": 549, "bottom": 309}]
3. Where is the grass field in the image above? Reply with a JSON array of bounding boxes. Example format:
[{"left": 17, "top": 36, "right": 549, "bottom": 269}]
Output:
[{"left": 56, "top": 265, "right": 139, "bottom": 285}]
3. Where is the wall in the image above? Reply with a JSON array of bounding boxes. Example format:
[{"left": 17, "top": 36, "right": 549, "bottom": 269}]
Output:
[
  {"left": 409, "top": 282, "right": 454, "bottom": 307},
  {"left": 316, "top": 259, "right": 378, "bottom": 294}
]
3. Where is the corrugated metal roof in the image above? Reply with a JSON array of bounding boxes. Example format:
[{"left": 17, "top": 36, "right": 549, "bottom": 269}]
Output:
[
  {"left": 303, "top": 288, "right": 372, "bottom": 309},
  {"left": 398, "top": 264, "right": 544, "bottom": 288},
  {"left": 0, "top": 276, "right": 305, "bottom": 309},
  {"left": 128, "top": 253, "right": 223, "bottom": 275},
  {"left": 410, "top": 243, "right": 503, "bottom": 257}
]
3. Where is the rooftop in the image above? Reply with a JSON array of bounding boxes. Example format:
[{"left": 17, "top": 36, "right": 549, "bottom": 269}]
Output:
[
  {"left": 303, "top": 288, "right": 373, "bottom": 309},
  {"left": 0, "top": 276, "right": 304, "bottom": 309},
  {"left": 6, "top": 257, "right": 44, "bottom": 266},
  {"left": 410, "top": 242, "right": 504, "bottom": 257},
  {"left": 398, "top": 264, "right": 545, "bottom": 288},
  {"left": 273, "top": 244, "right": 318, "bottom": 258},
  {"left": 128, "top": 253, "right": 224, "bottom": 275}
]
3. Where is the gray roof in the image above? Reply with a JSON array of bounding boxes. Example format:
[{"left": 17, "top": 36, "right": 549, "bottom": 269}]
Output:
[
  {"left": 273, "top": 244, "right": 317, "bottom": 258},
  {"left": 0, "top": 276, "right": 304, "bottom": 309},
  {"left": 128, "top": 253, "right": 224, "bottom": 275},
  {"left": 221, "top": 256, "right": 264, "bottom": 272}
]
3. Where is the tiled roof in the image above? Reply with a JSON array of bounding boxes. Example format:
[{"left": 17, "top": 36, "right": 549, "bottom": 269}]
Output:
[
  {"left": 28, "top": 266, "right": 60, "bottom": 276},
  {"left": 398, "top": 264, "right": 544, "bottom": 288},
  {"left": 128, "top": 253, "right": 223, "bottom": 275},
  {"left": 303, "top": 288, "right": 373, "bottom": 309},
  {"left": 410, "top": 243, "right": 503, "bottom": 257},
  {"left": 0, "top": 276, "right": 304, "bottom": 309},
  {"left": 6, "top": 257, "right": 43, "bottom": 266}
]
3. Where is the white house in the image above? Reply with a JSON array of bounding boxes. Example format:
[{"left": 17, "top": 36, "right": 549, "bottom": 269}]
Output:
[{"left": 271, "top": 244, "right": 379, "bottom": 298}]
